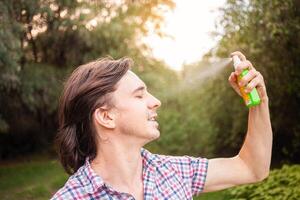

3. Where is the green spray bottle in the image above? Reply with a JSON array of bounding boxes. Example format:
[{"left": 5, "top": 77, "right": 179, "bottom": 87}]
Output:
[{"left": 232, "top": 55, "right": 261, "bottom": 107}]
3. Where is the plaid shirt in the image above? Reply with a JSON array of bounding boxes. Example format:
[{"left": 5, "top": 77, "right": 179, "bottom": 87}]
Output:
[{"left": 51, "top": 148, "right": 208, "bottom": 200}]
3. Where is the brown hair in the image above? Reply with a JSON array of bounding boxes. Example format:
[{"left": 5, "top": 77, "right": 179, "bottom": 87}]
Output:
[{"left": 56, "top": 57, "right": 132, "bottom": 174}]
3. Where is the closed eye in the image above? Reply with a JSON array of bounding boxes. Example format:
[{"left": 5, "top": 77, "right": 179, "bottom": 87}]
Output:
[{"left": 136, "top": 95, "right": 143, "bottom": 99}]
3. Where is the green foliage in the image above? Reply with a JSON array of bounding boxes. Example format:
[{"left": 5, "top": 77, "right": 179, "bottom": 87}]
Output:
[
  {"left": 0, "top": 63, "right": 68, "bottom": 159},
  {"left": 20, "top": 63, "right": 67, "bottom": 116},
  {"left": 228, "top": 165, "right": 300, "bottom": 200},
  {"left": 0, "top": 1, "right": 22, "bottom": 93}
]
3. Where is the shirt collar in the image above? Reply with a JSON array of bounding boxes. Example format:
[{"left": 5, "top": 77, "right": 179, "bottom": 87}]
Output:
[
  {"left": 141, "top": 148, "right": 162, "bottom": 166},
  {"left": 80, "top": 157, "right": 105, "bottom": 194}
]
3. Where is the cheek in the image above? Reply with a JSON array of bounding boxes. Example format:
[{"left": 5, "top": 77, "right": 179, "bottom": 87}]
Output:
[{"left": 116, "top": 100, "right": 148, "bottom": 125}]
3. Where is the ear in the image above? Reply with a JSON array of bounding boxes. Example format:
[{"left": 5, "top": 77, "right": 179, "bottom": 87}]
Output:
[{"left": 93, "top": 107, "right": 116, "bottom": 129}]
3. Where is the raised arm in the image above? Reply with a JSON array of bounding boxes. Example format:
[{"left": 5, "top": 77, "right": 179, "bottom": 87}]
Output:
[{"left": 202, "top": 52, "right": 272, "bottom": 193}]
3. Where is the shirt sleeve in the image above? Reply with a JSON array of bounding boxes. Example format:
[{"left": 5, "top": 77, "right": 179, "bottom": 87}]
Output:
[{"left": 168, "top": 155, "right": 209, "bottom": 195}]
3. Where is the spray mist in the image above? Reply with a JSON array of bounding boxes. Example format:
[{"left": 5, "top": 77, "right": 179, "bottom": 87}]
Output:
[{"left": 232, "top": 55, "right": 261, "bottom": 107}]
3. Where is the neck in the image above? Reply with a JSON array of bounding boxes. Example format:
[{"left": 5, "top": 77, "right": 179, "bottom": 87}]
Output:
[{"left": 91, "top": 139, "right": 144, "bottom": 190}]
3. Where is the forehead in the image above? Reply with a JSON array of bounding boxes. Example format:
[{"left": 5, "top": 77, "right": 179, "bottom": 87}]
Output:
[{"left": 115, "top": 70, "right": 146, "bottom": 94}]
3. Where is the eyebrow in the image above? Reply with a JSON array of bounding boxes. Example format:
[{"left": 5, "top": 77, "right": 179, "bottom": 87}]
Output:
[{"left": 132, "top": 85, "right": 147, "bottom": 94}]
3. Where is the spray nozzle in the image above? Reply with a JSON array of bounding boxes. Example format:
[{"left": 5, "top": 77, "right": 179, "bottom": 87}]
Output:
[{"left": 232, "top": 55, "right": 241, "bottom": 70}]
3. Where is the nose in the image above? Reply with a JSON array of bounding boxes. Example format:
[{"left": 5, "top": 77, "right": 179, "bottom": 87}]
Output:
[{"left": 148, "top": 93, "right": 161, "bottom": 109}]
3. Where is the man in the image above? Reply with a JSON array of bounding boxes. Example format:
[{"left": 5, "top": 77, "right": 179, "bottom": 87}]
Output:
[{"left": 52, "top": 51, "right": 272, "bottom": 199}]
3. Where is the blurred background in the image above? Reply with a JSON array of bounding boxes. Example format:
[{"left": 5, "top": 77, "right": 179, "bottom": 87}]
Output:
[{"left": 0, "top": 0, "right": 299, "bottom": 199}]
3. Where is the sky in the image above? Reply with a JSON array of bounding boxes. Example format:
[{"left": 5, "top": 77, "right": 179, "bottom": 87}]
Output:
[{"left": 143, "top": 0, "right": 226, "bottom": 71}]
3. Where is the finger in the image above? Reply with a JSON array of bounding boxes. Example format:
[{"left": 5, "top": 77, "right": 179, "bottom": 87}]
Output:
[
  {"left": 230, "top": 51, "right": 246, "bottom": 61},
  {"left": 228, "top": 72, "right": 242, "bottom": 96},
  {"left": 238, "top": 69, "right": 259, "bottom": 87},
  {"left": 234, "top": 60, "right": 255, "bottom": 76},
  {"left": 228, "top": 72, "right": 237, "bottom": 82},
  {"left": 244, "top": 73, "right": 264, "bottom": 93}
]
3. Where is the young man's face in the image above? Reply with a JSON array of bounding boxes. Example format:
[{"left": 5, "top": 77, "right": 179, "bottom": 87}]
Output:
[{"left": 112, "top": 70, "right": 161, "bottom": 145}]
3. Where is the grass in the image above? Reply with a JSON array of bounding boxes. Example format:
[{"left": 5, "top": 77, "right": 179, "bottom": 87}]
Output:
[
  {"left": 0, "top": 157, "right": 230, "bottom": 200},
  {"left": 0, "top": 158, "right": 68, "bottom": 200},
  {"left": 195, "top": 190, "right": 229, "bottom": 200}
]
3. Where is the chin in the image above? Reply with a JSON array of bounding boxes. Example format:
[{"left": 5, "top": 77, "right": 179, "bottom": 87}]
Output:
[
  {"left": 148, "top": 130, "right": 160, "bottom": 141},
  {"left": 140, "top": 132, "right": 159, "bottom": 146}
]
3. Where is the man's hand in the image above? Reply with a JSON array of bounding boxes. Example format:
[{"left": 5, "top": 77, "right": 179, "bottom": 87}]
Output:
[{"left": 228, "top": 51, "right": 268, "bottom": 102}]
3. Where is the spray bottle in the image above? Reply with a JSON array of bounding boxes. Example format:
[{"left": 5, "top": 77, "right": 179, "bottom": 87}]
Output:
[{"left": 232, "top": 55, "right": 261, "bottom": 107}]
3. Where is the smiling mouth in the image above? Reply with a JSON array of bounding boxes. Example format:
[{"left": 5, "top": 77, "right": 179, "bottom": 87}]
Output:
[
  {"left": 148, "top": 113, "right": 158, "bottom": 121},
  {"left": 148, "top": 118, "right": 156, "bottom": 121}
]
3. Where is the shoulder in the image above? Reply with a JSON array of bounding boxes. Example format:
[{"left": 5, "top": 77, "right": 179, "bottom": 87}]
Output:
[{"left": 142, "top": 148, "right": 208, "bottom": 169}]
